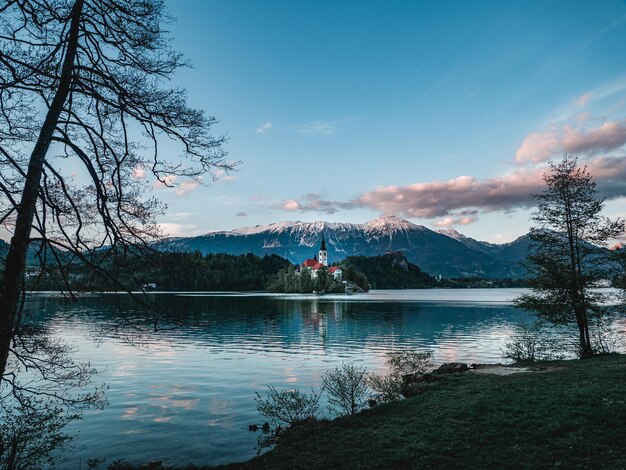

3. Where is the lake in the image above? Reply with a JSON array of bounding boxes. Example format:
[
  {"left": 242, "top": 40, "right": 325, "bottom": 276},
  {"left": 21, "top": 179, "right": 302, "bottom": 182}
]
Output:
[{"left": 21, "top": 289, "right": 622, "bottom": 468}]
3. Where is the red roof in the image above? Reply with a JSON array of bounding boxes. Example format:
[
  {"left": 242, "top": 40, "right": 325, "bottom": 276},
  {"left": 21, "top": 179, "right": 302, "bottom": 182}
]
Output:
[
  {"left": 312, "top": 262, "right": 323, "bottom": 270},
  {"left": 329, "top": 266, "right": 341, "bottom": 273},
  {"left": 303, "top": 259, "right": 318, "bottom": 268}
]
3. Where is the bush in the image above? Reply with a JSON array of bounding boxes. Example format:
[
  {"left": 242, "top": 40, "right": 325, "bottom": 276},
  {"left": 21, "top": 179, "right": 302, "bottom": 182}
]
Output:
[
  {"left": 368, "top": 350, "right": 433, "bottom": 402},
  {"left": 502, "top": 318, "right": 569, "bottom": 362},
  {"left": 386, "top": 350, "right": 433, "bottom": 375},
  {"left": 322, "top": 363, "right": 369, "bottom": 416},
  {"left": 255, "top": 386, "right": 320, "bottom": 426}
]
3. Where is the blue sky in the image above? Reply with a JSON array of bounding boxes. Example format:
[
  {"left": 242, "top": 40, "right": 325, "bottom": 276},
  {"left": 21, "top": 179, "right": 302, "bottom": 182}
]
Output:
[{"left": 152, "top": 0, "right": 626, "bottom": 242}]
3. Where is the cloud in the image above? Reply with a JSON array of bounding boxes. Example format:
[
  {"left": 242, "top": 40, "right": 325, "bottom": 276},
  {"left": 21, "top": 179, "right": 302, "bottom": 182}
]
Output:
[
  {"left": 296, "top": 121, "right": 336, "bottom": 135},
  {"left": 256, "top": 122, "right": 272, "bottom": 133},
  {"left": 175, "top": 180, "right": 199, "bottom": 196},
  {"left": 281, "top": 156, "right": 626, "bottom": 219},
  {"left": 158, "top": 223, "right": 198, "bottom": 237},
  {"left": 236, "top": 211, "right": 247, "bottom": 217},
  {"left": 170, "top": 212, "right": 192, "bottom": 219},
  {"left": 433, "top": 216, "right": 478, "bottom": 227},
  {"left": 359, "top": 156, "right": 626, "bottom": 217},
  {"left": 153, "top": 174, "right": 177, "bottom": 188},
  {"left": 133, "top": 166, "right": 146, "bottom": 180},
  {"left": 281, "top": 193, "right": 358, "bottom": 214},
  {"left": 153, "top": 175, "right": 203, "bottom": 196},
  {"left": 293, "top": 116, "right": 365, "bottom": 136},
  {"left": 576, "top": 93, "right": 592, "bottom": 107},
  {"left": 214, "top": 168, "right": 238, "bottom": 182},
  {"left": 515, "top": 120, "right": 626, "bottom": 163}
]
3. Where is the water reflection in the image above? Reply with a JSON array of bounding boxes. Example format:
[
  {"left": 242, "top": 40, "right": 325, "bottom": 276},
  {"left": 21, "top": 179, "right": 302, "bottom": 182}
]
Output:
[{"left": 21, "top": 290, "right": 620, "bottom": 468}]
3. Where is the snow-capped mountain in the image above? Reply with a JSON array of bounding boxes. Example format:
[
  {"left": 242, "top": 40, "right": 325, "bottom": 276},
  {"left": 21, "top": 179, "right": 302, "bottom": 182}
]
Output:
[{"left": 162, "top": 216, "right": 528, "bottom": 278}]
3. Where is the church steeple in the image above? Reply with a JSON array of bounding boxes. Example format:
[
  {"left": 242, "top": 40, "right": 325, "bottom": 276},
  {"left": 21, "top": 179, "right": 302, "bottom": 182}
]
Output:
[{"left": 318, "top": 235, "right": 328, "bottom": 266}]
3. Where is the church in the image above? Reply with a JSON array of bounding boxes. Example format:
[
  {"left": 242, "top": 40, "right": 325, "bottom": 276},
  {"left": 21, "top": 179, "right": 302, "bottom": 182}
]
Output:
[{"left": 301, "top": 236, "right": 342, "bottom": 280}]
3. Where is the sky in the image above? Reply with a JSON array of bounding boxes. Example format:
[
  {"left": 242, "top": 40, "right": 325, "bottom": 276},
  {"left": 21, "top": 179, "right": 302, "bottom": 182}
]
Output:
[{"left": 149, "top": 0, "right": 626, "bottom": 242}]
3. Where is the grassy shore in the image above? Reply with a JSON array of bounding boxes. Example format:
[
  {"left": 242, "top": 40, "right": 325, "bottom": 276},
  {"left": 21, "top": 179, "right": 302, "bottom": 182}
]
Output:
[{"left": 115, "top": 355, "right": 626, "bottom": 470}]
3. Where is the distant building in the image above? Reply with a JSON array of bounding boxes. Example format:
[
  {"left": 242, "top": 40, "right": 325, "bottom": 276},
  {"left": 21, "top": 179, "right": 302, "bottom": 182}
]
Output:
[
  {"left": 329, "top": 266, "right": 343, "bottom": 280},
  {"left": 299, "top": 236, "right": 342, "bottom": 279}
]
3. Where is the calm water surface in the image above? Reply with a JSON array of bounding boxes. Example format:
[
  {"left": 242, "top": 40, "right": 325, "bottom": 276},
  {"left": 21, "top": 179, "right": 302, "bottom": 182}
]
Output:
[{"left": 22, "top": 289, "right": 618, "bottom": 468}]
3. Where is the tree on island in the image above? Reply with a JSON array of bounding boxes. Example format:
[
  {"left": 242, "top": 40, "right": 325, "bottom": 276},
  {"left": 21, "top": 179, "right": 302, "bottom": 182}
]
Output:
[{"left": 516, "top": 156, "right": 624, "bottom": 357}]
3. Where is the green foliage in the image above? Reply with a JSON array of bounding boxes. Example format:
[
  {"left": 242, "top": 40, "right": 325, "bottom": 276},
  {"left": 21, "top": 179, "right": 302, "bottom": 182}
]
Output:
[
  {"left": 515, "top": 156, "right": 625, "bottom": 357},
  {"left": 255, "top": 386, "right": 321, "bottom": 426},
  {"left": 340, "top": 253, "right": 435, "bottom": 289},
  {"left": 322, "top": 363, "right": 369, "bottom": 416}
]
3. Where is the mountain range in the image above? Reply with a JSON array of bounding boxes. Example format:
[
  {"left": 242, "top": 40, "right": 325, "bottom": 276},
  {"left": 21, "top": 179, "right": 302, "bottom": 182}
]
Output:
[{"left": 162, "top": 216, "right": 533, "bottom": 278}]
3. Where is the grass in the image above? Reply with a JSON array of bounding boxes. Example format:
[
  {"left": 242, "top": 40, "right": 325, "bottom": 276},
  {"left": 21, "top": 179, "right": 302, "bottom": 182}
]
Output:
[{"left": 113, "top": 355, "right": 626, "bottom": 470}]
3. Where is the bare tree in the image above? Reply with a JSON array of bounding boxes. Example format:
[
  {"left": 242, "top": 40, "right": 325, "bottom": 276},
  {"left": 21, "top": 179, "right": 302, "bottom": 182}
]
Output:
[{"left": 0, "top": 0, "right": 232, "bottom": 383}]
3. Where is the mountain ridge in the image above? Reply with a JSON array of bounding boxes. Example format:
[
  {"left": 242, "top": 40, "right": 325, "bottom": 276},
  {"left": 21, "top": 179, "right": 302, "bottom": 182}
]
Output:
[{"left": 162, "top": 216, "right": 529, "bottom": 278}]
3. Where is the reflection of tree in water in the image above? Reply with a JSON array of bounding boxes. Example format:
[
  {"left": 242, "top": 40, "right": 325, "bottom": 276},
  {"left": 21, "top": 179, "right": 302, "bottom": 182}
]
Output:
[{"left": 2, "top": 300, "right": 106, "bottom": 468}]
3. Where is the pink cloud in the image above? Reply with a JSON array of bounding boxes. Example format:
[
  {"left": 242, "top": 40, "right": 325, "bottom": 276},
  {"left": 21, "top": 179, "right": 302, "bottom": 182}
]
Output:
[
  {"left": 562, "top": 121, "right": 626, "bottom": 155},
  {"left": 153, "top": 175, "right": 200, "bottom": 196},
  {"left": 153, "top": 174, "right": 177, "bottom": 188},
  {"left": 281, "top": 193, "right": 356, "bottom": 214},
  {"left": 516, "top": 120, "right": 626, "bottom": 163},
  {"left": 282, "top": 156, "right": 626, "bottom": 219},
  {"left": 433, "top": 216, "right": 477, "bottom": 227}
]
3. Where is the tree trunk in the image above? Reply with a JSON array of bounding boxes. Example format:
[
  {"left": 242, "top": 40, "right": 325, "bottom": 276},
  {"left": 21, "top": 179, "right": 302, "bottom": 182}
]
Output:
[
  {"left": 575, "top": 305, "right": 593, "bottom": 357},
  {"left": 0, "top": 0, "right": 84, "bottom": 380}
]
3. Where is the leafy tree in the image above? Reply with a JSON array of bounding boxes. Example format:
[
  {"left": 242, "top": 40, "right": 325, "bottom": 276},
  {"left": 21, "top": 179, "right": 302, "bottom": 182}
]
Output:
[{"left": 515, "top": 156, "right": 624, "bottom": 357}]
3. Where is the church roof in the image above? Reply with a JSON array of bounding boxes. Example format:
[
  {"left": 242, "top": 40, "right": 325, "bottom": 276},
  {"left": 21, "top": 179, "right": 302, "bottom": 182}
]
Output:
[
  {"left": 320, "top": 236, "right": 326, "bottom": 251},
  {"left": 303, "top": 259, "right": 319, "bottom": 268}
]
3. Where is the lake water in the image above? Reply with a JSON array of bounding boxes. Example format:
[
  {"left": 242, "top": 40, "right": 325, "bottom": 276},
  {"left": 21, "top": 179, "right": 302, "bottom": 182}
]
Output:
[{"left": 21, "top": 289, "right": 623, "bottom": 468}]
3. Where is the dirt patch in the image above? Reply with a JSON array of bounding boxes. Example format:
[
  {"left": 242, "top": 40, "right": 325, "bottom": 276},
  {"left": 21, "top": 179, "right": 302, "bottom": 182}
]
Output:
[
  {"left": 470, "top": 365, "right": 531, "bottom": 376},
  {"left": 470, "top": 365, "right": 564, "bottom": 376}
]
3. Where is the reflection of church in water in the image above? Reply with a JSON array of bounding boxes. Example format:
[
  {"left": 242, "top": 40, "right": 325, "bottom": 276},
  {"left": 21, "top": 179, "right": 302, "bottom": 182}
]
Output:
[{"left": 300, "top": 297, "right": 346, "bottom": 342}]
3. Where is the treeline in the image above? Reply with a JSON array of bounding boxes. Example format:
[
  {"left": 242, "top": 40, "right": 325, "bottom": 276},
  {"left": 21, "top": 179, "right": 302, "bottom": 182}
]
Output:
[
  {"left": 27, "top": 251, "right": 291, "bottom": 292},
  {"left": 341, "top": 253, "right": 436, "bottom": 289}
]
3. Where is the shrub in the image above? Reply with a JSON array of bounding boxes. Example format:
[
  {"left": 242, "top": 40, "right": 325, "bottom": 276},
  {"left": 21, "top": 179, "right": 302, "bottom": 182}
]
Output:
[
  {"left": 502, "top": 318, "right": 570, "bottom": 362},
  {"left": 386, "top": 350, "right": 433, "bottom": 375},
  {"left": 255, "top": 386, "right": 320, "bottom": 426},
  {"left": 368, "top": 350, "right": 433, "bottom": 402},
  {"left": 322, "top": 363, "right": 369, "bottom": 416}
]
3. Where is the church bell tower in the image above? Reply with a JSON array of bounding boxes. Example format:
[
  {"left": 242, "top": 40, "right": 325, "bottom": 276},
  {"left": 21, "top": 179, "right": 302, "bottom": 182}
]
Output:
[{"left": 318, "top": 236, "right": 328, "bottom": 266}]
